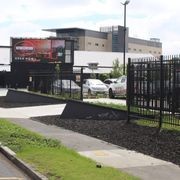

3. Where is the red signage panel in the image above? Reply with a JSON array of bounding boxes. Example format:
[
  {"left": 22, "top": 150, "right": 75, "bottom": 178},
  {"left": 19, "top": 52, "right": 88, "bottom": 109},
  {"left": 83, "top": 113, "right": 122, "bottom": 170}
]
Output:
[{"left": 11, "top": 38, "right": 65, "bottom": 63}]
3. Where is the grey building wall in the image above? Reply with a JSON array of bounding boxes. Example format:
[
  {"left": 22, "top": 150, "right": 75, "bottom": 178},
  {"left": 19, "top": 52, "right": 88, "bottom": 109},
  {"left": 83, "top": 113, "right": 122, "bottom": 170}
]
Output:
[
  {"left": 44, "top": 26, "right": 162, "bottom": 55},
  {"left": 128, "top": 37, "right": 162, "bottom": 56}
]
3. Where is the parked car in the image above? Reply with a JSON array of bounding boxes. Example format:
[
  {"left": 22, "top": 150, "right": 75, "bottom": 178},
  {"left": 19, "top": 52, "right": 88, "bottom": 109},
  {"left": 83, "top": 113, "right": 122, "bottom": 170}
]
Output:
[
  {"left": 53, "top": 79, "right": 80, "bottom": 94},
  {"left": 83, "top": 79, "right": 108, "bottom": 97},
  {"left": 103, "top": 78, "right": 117, "bottom": 88},
  {"left": 108, "top": 75, "right": 127, "bottom": 98}
]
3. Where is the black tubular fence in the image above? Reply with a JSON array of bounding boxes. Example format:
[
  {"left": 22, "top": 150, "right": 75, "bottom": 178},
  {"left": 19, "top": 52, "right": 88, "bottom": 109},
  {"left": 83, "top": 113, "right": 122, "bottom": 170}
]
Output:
[
  {"left": 28, "top": 69, "right": 84, "bottom": 100},
  {"left": 28, "top": 66, "right": 113, "bottom": 100},
  {"left": 127, "top": 55, "right": 180, "bottom": 128}
]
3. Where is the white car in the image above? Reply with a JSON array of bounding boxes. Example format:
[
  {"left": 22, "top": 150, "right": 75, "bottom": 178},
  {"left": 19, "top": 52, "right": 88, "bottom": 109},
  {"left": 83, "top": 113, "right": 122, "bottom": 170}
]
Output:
[
  {"left": 53, "top": 79, "right": 80, "bottom": 94},
  {"left": 103, "top": 78, "right": 117, "bottom": 88},
  {"left": 108, "top": 75, "right": 127, "bottom": 98},
  {"left": 83, "top": 79, "right": 108, "bottom": 97}
]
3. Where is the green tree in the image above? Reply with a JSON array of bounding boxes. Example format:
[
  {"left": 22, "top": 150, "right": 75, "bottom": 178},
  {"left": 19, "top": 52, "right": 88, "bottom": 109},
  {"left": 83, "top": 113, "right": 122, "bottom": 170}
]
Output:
[
  {"left": 110, "top": 58, "right": 124, "bottom": 78},
  {"left": 98, "top": 73, "right": 110, "bottom": 82}
]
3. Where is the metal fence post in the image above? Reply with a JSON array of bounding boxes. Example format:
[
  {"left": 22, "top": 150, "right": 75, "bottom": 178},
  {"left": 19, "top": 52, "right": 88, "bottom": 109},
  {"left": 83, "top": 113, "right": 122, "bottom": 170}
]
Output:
[
  {"left": 127, "top": 58, "right": 131, "bottom": 123},
  {"left": 159, "top": 55, "right": 164, "bottom": 130},
  {"left": 69, "top": 77, "right": 72, "bottom": 98},
  {"left": 60, "top": 70, "right": 62, "bottom": 93},
  {"left": 172, "top": 59, "right": 176, "bottom": 114},
  {"left": 80, "top": 67, "right": 83, "bottom": 101}
]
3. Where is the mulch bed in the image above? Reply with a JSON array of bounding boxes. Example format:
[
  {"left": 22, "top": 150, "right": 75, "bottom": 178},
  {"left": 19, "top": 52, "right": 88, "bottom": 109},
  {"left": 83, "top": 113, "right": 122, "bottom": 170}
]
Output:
[
  {"left": 0, "top": 96, "right": 58, "bottom": 108},
  {"left": 0, "top": 96, "right": 179, "bottom": 166}
]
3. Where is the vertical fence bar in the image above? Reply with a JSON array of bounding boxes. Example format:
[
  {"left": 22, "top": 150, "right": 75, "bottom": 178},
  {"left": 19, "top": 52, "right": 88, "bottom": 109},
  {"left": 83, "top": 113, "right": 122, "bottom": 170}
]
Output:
[
  {"left": 147, "top": 63, "right": 150, "bottom": 109},
  {"left": 159, "top": 55, "right": 164, "bottom": 130},
  {"left": 127, "top": 58, "right": 131, "bottom": 123},
  {"left": 172, "top": 59, "right": 176, "bottom": 115},
  {"left": 69, "top": 78, "right": 72, "bottom": 98},
  {"left": 80, "top": 67, "right": 83, "bottom": 101}
]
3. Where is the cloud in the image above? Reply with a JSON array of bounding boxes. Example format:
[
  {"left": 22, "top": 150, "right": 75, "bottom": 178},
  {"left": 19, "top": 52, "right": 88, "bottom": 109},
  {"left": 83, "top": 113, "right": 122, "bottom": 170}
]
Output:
[{"left": 0, "top": 0, "right": 180, "bottom": 55}]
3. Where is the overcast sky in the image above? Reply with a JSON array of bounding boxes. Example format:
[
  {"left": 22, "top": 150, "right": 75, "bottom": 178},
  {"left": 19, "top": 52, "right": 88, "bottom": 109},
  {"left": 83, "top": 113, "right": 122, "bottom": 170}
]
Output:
[{"left": 0, "top": 0, "right": 180, "bottom": 55}]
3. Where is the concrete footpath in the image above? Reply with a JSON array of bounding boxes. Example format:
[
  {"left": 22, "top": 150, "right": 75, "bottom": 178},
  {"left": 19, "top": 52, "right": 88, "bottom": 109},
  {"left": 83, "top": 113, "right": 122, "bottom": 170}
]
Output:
[{"left": 0, "top": 89, "right": 180, "bottom": 180}]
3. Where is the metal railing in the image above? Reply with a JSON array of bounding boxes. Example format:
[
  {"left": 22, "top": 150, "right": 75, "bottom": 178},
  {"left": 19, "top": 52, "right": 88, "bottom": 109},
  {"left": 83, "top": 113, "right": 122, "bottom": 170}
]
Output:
[
  {"left": 127, "top": 55, "right": 180, "bottom": 128},
  {"left": 28, "top": 70, "right": 84, "bottom": 100}
]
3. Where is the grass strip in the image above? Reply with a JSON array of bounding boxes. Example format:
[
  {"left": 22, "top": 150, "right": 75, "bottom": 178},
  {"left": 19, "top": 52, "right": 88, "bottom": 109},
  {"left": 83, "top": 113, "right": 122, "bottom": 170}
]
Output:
[
  {"left": 135, "top": 119, "right": 180, "bottom": 132},
  {"left": 93, "top": 102, "right": 180, "bottom": 129},
  {"left": 0, "top": 119, "right": 139, "bottom": 180}
]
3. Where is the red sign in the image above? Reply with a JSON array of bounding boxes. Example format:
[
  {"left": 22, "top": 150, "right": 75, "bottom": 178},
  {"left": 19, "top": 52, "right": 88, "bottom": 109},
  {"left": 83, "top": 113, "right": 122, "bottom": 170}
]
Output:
[{"left": 12, "top": 38, "right": 65, "bottom": 63}]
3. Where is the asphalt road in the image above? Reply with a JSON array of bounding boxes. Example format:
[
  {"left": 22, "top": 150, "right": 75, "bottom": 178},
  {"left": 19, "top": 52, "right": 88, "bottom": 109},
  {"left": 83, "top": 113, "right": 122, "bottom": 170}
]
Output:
[{"left": 0, "top": 152, "right": 30, "bottom": 179}]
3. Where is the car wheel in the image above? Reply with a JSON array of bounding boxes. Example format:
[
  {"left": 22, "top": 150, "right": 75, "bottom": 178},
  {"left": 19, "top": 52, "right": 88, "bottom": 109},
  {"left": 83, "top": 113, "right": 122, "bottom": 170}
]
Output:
[{"left": 109, "top": 89, "right": 114, "bottom": 99}]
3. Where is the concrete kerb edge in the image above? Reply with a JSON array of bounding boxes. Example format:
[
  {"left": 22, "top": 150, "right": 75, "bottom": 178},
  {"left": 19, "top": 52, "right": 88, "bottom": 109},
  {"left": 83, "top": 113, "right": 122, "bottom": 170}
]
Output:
[{"left": 0, "top": 144, "right": 48, "bottom": 180}]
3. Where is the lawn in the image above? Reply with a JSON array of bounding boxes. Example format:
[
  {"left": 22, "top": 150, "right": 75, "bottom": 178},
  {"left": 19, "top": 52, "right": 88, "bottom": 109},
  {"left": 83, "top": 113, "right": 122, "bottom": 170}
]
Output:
[
  {"left": 0, "top": 119, "right": 139, "bottom": 180},
  {"left": 135, "top": 119, "right": 180, "bottom": 132}
]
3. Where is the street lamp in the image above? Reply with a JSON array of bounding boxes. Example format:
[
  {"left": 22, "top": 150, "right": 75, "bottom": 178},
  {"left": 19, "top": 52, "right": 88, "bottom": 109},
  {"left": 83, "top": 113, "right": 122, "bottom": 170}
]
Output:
[{"left": 121, "top": 0, "right": 130, "bottom": 75}]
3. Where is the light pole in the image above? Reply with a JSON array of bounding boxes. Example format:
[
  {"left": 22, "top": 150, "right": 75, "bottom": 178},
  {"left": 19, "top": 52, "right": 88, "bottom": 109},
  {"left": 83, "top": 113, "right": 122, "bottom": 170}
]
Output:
[{"left": 121, "top": 0, "right": 130, "bottom": 75}]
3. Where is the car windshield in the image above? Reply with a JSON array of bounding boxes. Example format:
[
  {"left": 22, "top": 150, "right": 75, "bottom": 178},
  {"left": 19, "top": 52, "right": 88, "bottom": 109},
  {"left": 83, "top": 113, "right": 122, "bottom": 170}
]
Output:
[
  {"left": 116, "top": 76, "right": 127, "bottom": 83},
  {"left": 89, "top": 79, "right": 104, "bottom": 85}
]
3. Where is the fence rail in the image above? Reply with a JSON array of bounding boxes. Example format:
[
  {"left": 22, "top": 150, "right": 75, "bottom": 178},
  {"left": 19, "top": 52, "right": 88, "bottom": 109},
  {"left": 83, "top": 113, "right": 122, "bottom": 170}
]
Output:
[
  {"left": 127, "top": 55, "right": 180, "bottom": 127},
  {"left": 28, "top": 70, "right": 84, "bottom": 100}
]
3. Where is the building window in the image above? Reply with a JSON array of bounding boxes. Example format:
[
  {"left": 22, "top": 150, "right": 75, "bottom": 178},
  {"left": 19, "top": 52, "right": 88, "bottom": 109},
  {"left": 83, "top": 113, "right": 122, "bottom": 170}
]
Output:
[
  {"left": 65, "top": 41, "right": 72, "bottom": 63},
  {"left": 139, "top": 49, "right": 142, "bottom": 52},
  {"left": 95, "top": 43, "right": 99, "bottom": 46},
  {"left": 88, "top": 42, "right": 91, "bottom": 45},
  {"left": 102, "top": 44, "right": 105, "bottom": 47},
  {"left": 133, "top": 48, "right": 136, "bottom": 51},
  {"left": 149, "top": 51, "right": 152, "bottom": 53},
  {"left": 128, "top": 48, "right": 131, "bottom": 51}
]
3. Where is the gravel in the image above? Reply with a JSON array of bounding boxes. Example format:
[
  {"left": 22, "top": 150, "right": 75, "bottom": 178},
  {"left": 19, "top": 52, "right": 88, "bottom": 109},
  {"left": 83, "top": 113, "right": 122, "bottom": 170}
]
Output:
[{"left": 0, "top": 96, "right": 179, "bottom": 166}]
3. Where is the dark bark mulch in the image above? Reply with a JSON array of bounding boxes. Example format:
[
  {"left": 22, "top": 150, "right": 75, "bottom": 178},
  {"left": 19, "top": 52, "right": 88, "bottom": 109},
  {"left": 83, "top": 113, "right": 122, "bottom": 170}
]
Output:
[
  {"left": 0, "top": 97, "right": 58, "bottom": 108},
  {"left": 33, "top": 115, "right": 180, "bottom": 167}
]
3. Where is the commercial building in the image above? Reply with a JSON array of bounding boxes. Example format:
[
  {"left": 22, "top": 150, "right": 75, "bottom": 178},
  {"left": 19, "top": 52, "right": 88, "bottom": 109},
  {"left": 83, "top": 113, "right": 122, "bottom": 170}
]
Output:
[
  {"left": 44, "top": 25, "right": 162, "bottom": 56},
  {"left": 73, "top": 51, "right": 153, "bottom": 74}
]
